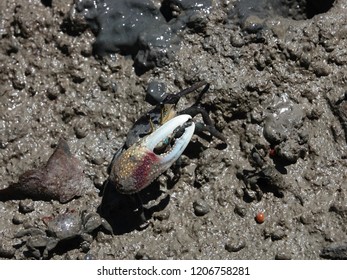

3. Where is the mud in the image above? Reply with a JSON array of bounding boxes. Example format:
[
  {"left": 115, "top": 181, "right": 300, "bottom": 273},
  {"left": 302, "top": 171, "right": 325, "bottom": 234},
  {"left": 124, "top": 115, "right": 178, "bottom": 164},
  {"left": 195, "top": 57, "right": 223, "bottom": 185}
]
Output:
[
  {"left": 0, "top": 0, "right": 346, "bottom": 260},
  {"left": 74, "top": 0, "right": 211, "bottom": 71}
]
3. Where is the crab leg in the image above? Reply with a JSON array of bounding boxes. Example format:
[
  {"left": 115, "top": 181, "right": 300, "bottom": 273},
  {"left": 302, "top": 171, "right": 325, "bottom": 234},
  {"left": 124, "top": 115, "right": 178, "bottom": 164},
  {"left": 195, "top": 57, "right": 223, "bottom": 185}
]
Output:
[{"left": 109, "top": 114, "right": 195, "bottom": 194}]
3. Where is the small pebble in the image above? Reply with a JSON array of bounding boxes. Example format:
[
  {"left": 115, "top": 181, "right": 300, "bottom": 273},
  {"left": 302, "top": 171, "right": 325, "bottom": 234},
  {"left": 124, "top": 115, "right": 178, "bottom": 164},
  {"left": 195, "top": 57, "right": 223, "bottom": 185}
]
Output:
[
  {"left": 152, "top": 221, "right": 173, "bottom": 234},
  {"left": 275, "top": 252, "right": 292, "bottom": 260},
  {"left": 146, "top": 81, "right": 166, "bottom": 105},
  {"left": 98, "top": 73, "right": 109, "bottom": 90},
  {"left": 225, "top": 240, "right": 246, "bottom": 253},
  {"left": 23, "top": 222, "right": 36, "bottom": 230},
  {"left": 46, "top": 86, "right": 60, "bottom": 100},
  {"left": 230, "top": 33, "right": 245, "bottom": 48},
  {"left": 12, "top": 214, "right": 25, "bottom": 225},
  {"left": 111, "top": 82, "right": 118, "bottom": 93},
  {"left": 311, "top": 61, "right": 331, "bottom": 77},
  {"left": 91, "top": 156, "right": 104, "bottom": 165},
  {"left": 135, "top": 249, "right": 151, "bottom": 260},
  {"left": 242, "top": 15, "right": 264, "bottom": 33},
  {"left": 234, "top": 205, "right": 247, "bottom": 217},
  {"left": 300, "top": 213, "right": 314, "bottom": 225},
  {"left": 193, "top": 199, "right": 210, "bottom": 216},
  {"left": 320, "top": 242, "right": 347, "bottom": 259},
  {"left": 84, "top": 253, "right": 96, "bottom": 260},
  {"left": 74, "top": 120, "right": 89, "bottom": 139},
  {"left": 12, "top": 74, "right": 26, "bottom": 90},
  {"left": 271, "top": 229, "right": 286, "bottom": 241},
  {"left": 234, "top": 188, "right": 244, "bottom": 199},
  {"left": 0, "top": 241, "right": 16, "bottom": 259},
  {"left": 217, "top": 195, "right": 228, "bottom": 207},
  {"left": 19, "top": 200, "right": 35, "bottom": 214},
  {"left": 153, "top": 210, "right": 170, "bottom": 221},
  {"left": 61, "top": 107, "right": 75, "bottom": 123}
]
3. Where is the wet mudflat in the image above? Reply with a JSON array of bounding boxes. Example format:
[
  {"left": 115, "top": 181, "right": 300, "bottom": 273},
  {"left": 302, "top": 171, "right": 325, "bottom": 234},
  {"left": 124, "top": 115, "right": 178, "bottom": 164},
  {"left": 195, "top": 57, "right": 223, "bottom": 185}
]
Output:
[{"left": 0, "top": 0, "right": 346, "bottom": 260}]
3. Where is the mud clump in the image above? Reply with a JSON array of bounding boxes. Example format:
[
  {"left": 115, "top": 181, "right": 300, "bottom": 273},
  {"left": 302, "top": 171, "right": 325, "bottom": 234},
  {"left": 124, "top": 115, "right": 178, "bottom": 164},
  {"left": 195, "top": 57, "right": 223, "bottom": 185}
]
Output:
[
  {"left": 263, "top": 95, "right": 307, "bottom": 164},
  {"left": 229, "top": 0, "right": 335, "bottom": 32},
  {"left": 327, "top": 92, "right": 347, "bottom": 143},
  {"left": 72, "top": 0, "right": 211, "bottom": 71},
  {"left": 320, "top": 242, "right": 347, "bottom": 260}
]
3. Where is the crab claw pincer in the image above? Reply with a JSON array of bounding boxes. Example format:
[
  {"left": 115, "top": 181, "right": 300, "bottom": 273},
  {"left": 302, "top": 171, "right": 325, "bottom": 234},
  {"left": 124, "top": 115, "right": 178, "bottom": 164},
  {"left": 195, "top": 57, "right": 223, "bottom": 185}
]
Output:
[{"left": 109, "top": 114, "right": 195, "bottom": 194}]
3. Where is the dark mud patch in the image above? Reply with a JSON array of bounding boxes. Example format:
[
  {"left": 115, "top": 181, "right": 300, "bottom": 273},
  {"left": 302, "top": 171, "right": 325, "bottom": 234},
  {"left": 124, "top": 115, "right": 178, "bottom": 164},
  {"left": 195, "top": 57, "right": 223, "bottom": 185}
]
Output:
[
  {"left": 230, "top": 0, "right": 336, "bottom": 33},
  {"left": 71, "top": 0, "right": 211, "bottom": 72}
]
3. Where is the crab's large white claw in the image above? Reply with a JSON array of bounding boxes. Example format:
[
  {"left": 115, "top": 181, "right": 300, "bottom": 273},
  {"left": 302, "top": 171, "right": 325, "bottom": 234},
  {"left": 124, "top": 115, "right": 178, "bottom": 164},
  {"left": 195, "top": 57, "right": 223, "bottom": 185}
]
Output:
[
  {"left": 145, "top": 114, "right": 195, "bottom": 168},
  {"left": 110, "top": 114, "right": 194, "bottom": 194}
]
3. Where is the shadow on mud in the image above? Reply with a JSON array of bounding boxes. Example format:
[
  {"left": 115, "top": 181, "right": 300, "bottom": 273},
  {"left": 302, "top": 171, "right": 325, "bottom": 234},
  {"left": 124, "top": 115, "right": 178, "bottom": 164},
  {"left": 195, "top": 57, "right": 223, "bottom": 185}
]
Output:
[{"left": 98, "top": 180, "right": 171, "bottom": 235}]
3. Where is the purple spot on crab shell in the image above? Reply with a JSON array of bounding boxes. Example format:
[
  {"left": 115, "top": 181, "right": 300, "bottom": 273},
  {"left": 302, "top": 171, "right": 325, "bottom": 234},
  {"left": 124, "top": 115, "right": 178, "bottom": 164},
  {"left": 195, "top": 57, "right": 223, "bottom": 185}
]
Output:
[{"left": 133, "top": 151, "right": 160, "bottom": 192}]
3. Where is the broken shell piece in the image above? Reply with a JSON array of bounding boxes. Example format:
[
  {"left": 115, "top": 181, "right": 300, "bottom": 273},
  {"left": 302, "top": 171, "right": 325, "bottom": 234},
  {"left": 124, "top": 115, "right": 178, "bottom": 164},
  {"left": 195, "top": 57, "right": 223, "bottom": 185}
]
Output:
[{"left": 0, "top": 138, "right": 92, "bottom": 203}]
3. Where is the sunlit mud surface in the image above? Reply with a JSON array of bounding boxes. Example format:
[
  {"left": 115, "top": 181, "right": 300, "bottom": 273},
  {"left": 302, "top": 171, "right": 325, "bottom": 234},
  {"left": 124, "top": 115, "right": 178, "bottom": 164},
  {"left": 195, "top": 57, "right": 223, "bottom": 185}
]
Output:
[{"left": 0, "top": 0, "right": 346, "bottom": 259}]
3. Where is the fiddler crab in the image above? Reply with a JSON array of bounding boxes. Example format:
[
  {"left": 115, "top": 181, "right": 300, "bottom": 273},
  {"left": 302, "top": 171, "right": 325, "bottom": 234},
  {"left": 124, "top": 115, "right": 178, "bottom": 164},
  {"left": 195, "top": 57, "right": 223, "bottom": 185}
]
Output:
[
  {"left": 15, "top": 209, "right": 112, "bottom": 259},
  {"left": 103, "top": 81, "right": 226, "bottom": 229}
]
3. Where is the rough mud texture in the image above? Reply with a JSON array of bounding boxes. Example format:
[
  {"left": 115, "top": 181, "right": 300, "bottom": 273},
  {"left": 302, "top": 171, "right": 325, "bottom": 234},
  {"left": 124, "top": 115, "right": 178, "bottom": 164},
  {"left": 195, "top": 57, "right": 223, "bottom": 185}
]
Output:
[{"left": 0, "top": 0, "right": 346, "bottom": 260}]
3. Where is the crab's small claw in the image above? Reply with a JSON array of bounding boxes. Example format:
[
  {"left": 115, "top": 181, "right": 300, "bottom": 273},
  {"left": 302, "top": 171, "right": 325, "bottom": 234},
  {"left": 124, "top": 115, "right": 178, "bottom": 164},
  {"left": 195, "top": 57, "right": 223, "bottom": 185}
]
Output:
[{"left": 109, "top": 114, "right": 195, "bottom": 194}]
